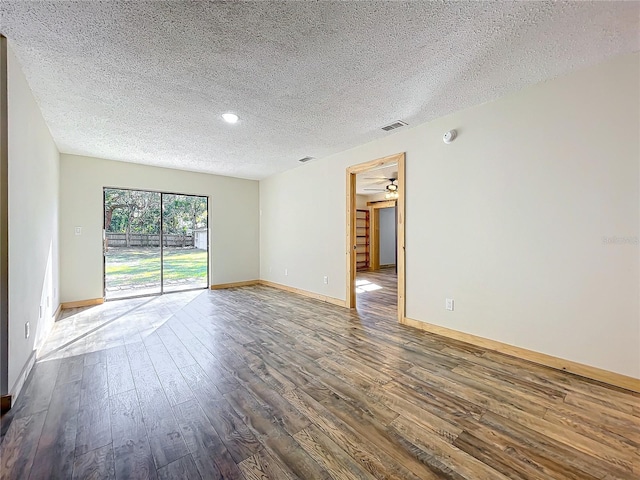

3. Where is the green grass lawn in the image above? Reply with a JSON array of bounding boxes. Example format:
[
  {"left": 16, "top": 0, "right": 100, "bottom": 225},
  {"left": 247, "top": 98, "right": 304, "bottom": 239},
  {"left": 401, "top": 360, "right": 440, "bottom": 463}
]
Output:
[{"left": 105, "top": 247, "right": 207, "bottom": 291}]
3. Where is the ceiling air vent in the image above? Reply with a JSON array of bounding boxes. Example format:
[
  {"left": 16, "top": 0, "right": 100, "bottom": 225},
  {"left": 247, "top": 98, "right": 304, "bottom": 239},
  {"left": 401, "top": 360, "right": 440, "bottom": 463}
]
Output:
[
  {"left": 381, "top": 120, "right": 408, "bottom": 132},
  {"left": 298, "top": 156, "right": 315, "bottom": 163}
]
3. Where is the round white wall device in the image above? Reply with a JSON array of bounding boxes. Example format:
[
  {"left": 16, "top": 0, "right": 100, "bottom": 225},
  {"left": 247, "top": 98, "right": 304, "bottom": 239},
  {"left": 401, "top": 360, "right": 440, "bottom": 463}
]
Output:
[{"left": 443, "top": 129, "right": 457, "bottom": 144}]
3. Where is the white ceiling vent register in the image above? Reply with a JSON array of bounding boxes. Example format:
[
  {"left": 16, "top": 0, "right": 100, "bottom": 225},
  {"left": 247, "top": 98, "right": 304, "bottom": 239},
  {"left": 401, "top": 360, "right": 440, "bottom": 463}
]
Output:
[
  {"left": 298, "top": 156, "right": 315, "bottom": 163},
  {"left": 381, "top": 120, "right": 408, "bottom": 132}
]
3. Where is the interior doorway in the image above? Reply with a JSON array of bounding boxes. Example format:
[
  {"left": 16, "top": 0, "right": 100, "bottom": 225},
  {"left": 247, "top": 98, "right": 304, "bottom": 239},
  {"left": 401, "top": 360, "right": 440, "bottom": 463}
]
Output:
[
  {"left": 103, "top": 187, "right": 209, "bottom": 300},
  {"left": 346, "top": 153, "right": 405, "bottom": 322}
]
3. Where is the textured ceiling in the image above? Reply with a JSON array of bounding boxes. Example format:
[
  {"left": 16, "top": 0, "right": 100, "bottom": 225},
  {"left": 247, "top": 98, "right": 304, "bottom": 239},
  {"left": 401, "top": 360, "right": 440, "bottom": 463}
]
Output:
[{"left": 1, "top": 2, "right": 638, "bottom": 180}]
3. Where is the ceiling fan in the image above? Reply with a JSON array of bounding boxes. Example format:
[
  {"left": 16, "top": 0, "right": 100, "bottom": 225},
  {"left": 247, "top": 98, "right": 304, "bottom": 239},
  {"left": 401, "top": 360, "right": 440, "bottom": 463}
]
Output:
[
  {"left": 363, "top": 178, "right": 399, "bottom": 199},
  {"left": 363, "top": 171, "right": 398, "bottom": 184}
]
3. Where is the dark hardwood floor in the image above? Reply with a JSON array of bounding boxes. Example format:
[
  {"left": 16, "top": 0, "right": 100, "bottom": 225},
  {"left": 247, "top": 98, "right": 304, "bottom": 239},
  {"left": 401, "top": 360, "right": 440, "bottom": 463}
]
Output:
[
  {"left": 356, "top": 267, "right": 398, "bottom": 319},
  {"left": 1, "top": 271, "right": 639, "bottom": 479}
]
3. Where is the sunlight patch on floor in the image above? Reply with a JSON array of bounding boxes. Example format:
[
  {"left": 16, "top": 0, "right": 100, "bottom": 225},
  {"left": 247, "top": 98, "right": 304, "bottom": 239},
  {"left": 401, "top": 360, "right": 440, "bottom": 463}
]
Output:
[
  {"left": 355, "top": 280, "right": 383, "bottom": 293},
  {"left": 38, "top": 290, "right": 202, "bottom": 360}
]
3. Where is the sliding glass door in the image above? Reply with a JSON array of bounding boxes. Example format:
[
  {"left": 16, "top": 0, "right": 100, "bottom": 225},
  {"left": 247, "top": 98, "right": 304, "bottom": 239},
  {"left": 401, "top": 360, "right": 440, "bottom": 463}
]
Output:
[
  {"left": 103, "top": 188, "right": 208, "bottom": 300},
  {"left": 104, "top": 188, "right": 162, "bottom": 299},
  {"left": 162, "top": 193, "right": 208, "bottom": 293}
]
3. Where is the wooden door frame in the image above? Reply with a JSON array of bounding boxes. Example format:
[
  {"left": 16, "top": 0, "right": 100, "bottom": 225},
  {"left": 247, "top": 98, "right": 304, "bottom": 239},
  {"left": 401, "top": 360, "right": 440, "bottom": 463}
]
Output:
[
  {"left": 367, "top": 200, "right": 398, "bottom": 271},
  {"left": 346, "top": 153, "right": 405, "bottom": 323},
  {"left": 369, "top": 206, "right": 380, "bottom": 271}
]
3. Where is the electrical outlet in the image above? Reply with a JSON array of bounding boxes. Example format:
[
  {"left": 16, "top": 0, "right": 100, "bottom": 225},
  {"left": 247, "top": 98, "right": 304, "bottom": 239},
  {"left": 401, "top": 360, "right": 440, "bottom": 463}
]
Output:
[
  {"left": 323, "top": 276, "right": 329, "bottom": 284},
  {"left": 25, "top": 322, "right": 30, "bottom": 339},
  {"left": 284, "top": 268, "right": 288, "bottom": 276},
  {"left": 446, "top": 298, "right": 454, "bottom": 311},
  {"left": 74, "top": 226, "right": 82, "bottom": 236}
]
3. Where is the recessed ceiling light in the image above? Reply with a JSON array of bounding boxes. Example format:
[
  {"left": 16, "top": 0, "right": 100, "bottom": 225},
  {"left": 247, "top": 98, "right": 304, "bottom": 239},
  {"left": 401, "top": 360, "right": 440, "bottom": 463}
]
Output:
[{"left": 222, "top": 113, "right": 239, "bottom": 124}]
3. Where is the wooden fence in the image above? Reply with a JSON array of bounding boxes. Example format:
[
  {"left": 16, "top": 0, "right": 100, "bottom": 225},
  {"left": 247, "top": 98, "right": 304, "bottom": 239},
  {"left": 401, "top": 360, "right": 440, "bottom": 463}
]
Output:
[{"left": 106, "top": 233, "right": 193, "bottom": 247}]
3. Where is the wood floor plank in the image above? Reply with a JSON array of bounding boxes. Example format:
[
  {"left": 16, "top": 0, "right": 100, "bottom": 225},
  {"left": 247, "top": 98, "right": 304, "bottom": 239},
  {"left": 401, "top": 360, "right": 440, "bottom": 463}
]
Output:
[
  {"left": 156, "top": 324, "right": 198, "bottom": 369},
  {"left": 478, "top": 396, "right": 637, "bottom": 476},
  {"left": 55, "top": 356, "right": 85, "bottom": 387},
  {"left": 194, "top": 394, "right": 262, "bottom": 465},
  {"left": 467, "top": 417, "right": 601, "bottom": 480},
  {"left": 562, "top": 391, "right": 640, "bottom": 441},
  {"left": 224, "top": 385, "right": 332, "bottom": 480},
  {"left": 238, "top": 449, "right": 295, "bottom": 480},
  {"left": 145, "top": 341, "right": 195, "bottom": 407},
  {"left": 130, "top": 365, "right": 190, "bottom": 468},
  {"left": 75, "top": 362, "right": 112, "bottom": 456},
  {"left": 0, "top": 411, "right": 47, "bottom": 479},
  {"left": 242, "top": 340, "right": 315, "bottom": 388},
  {"left": 453, "top": 430, "right": 554, "bottom": 480},
  {"left": 298, "top": 380, "right": 441, "bottom": 479},
  {"left": 407, "top": 364, "right": 549, "bottom": 418},
  {"left": 543, "top": 406, "right": 640, "bottom": 454},
  {"left": 142, "top": 331, "right": 164, "bottom": 348},
  {"left": 224, "top": 337, "right": 297, "bottom": 394},
  {"left": 480, "top": 411, "right": 611, "bottom": 479},
  {"left": 390, "top": 414, "right": 511, "bottom": 480},
  {"left": 72, "top": 443, "right": 116, "bottom": 480},
  {"left": 125, "top": 340, "right": 155, "bottom": 373},
  {"left": 316, "top": 354, "right": 392, "bottom": 389},
  {"left": 481, "top": 348, "right": 637, "bottom": 403},
  {"left": 452, "top": 363, "right": 566, "bottom": 402},
  {"left": 156, "top": 454, "right": 201, "bottom": 480},
  {"left": 367, "top": 383, "right": 465, "bottom": 444},
  {"left": 387, "top": 377, "right": 485, "bottom": 426},
  {"left": 173, "top": 398, "right": 244, "bottom": 479},
  {"left": 297, "top": 360, "right": 400, "bottom": 426},
  {"left": 282, "top": 387, "right": 425, "bottom": 480},
  {"left": 29, "top": 379, "right": 82, "bottom": 479},
  {"left": 562, "top": 387, "right": 639, "bottom": 417},
  {"left": 84, "top": 349, "right": 107, "bottom": 367},
  {"left": 110, "top": 389, "right": 158, "bottom": 480},
  {"left": 238, "top": 374, "right": 311, "bottom": 436},
  {"left": 339, "top": 345, "right": 414, "bottom": 379},
  {"left": 106, "top": 345, "right": 135, "bottom": 397},
  {"left": 181, "top": 364, "right": 262, "bottom": 464},
  {"left": 294, "top": 425, "right": 378, "bottom": 480}
]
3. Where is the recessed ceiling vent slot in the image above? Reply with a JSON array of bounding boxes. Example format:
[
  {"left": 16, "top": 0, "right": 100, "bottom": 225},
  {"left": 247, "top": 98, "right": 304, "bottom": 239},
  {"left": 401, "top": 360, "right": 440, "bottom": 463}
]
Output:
[
  {"left": 381, "top": 120, "right": 408, "bottom": 132},
  {"left": 298, "top": 156, "right": 315, "bottom": 163}
]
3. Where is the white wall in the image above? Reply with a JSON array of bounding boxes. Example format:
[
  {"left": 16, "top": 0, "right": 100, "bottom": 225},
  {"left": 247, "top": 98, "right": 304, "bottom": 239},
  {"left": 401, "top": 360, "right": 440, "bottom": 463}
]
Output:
[
  {"left": 260, "top": 53, "right": 640, "bottom": 378},
  {"left": 379, "top": 207, "right": 396, "bottom": 266},
  {"left": 7, "top": 45, "right": 60, "bottom": 394},
  {"left": 59, "top": 154, "right": 259, "bottom": 303},
  {"left": 355, "top": 194, "right": 368, "bottom": 209},
  {"left": 356, "top": 192, "right": 389, "bottom": 207}
]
